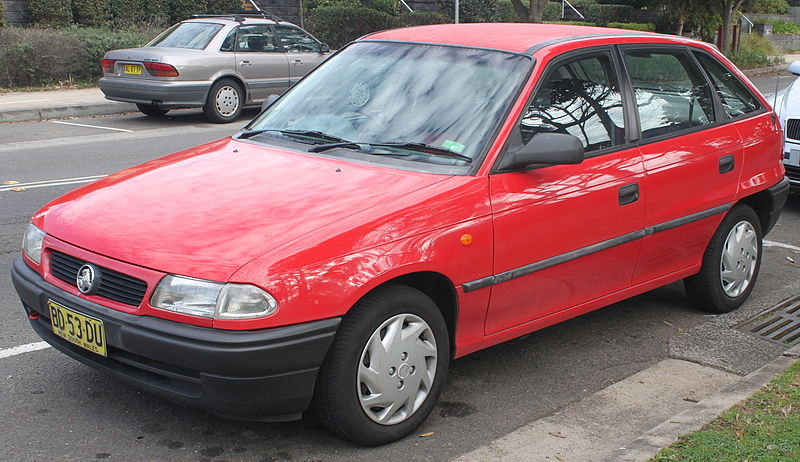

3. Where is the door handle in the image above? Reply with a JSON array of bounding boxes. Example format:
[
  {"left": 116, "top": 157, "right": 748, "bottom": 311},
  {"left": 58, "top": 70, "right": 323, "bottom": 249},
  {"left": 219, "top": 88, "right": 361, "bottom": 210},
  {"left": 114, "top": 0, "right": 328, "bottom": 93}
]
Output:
[
  {"left": 719, "top": 154, "right": 735, "bottom": 174},
  {"left": 240, "top": 60, "right": 252, "bottom": 66},
  {"left": 618, "top": 183, "right": 640, "bottom": 206}
]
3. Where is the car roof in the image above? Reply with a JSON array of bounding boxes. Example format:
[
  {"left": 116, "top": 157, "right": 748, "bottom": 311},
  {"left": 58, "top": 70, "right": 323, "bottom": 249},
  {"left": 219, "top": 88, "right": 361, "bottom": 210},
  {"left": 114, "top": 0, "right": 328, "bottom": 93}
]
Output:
[{"left": 363, "top": 23, "right": 667, "bottom": 54}]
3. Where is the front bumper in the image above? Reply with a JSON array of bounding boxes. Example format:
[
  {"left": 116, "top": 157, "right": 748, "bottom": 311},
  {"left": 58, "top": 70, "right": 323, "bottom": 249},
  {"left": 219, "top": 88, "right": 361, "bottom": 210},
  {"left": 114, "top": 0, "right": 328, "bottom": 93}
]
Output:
[
  {"left": 11, "top": 257, "right": 340, "bottom": 421},
  {"left": 99, "top": 77, "right": 211, "bottom": 108}
]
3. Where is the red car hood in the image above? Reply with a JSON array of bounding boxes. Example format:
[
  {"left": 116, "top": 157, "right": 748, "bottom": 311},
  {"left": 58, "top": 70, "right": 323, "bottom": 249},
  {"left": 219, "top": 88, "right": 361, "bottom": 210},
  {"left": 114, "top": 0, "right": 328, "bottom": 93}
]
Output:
[{"left": 34, "top": 138, "right": 451, "bottom": 281}]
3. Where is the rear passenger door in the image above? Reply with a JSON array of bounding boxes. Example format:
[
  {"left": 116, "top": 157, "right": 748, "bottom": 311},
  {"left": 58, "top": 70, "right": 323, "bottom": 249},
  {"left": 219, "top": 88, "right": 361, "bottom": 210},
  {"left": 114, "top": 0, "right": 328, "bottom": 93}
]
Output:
[
  {"left": 486, "top": 49, "right": 645, "bottom": 334},
  {"left": 274, "top": 25, "right": 329, "bottom": 84},
  {"left": 622, "top": 47, "right": 745, "bottom": 284},
  {"left": 232, "top": 24, "right": 290, "bottom": 102}
]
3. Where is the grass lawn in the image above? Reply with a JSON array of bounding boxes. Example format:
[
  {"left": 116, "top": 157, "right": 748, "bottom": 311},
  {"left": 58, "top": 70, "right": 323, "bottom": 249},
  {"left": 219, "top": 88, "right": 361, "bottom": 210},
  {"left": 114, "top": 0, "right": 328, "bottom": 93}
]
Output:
[{"left": 651, "top": 360, "right": 800, "bottom": 461}]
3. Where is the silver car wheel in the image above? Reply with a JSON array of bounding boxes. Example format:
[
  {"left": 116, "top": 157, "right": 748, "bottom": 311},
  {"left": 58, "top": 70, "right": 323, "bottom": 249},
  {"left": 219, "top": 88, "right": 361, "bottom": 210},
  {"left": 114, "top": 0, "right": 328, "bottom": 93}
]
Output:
[
  {"left": 215, "top": 85, "right": 240, "bottom": 117},
  {"left": 720, "top": 220, "right": 758, "bottom": 298},
  {"left": 357, "top": 313, "right": 437, "bottom": 426}
]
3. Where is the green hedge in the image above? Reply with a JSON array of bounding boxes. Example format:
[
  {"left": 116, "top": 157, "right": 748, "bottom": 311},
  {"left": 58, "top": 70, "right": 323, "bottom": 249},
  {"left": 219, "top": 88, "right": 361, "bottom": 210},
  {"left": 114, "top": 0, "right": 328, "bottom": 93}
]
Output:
[
  {"left": 543, "top": 20, "right": 595, "bottom": 26},
  {"left": 607, "top": 22, "right": 655, "bottom": 32},
  {"left": 400, "top": 12, "right": 448, "bottom": 26},
  {"left": 0, "top": 1, "right": 5, "bottom": 28},
  {"left": 72, "top": 0, "right": 108, "bottom": 27},
  {"left": 769, "top": 20, "right": 800, "bottom": 34},
  {"left": 435, "top": 0, "right": 498, "bottom": 22},
  {"left": 584, "top": 4, "right": 633, "bottom": 26},
  {"left": 30, "top": 0, "right": 74, "bottom": 27},
  {"left": 308, "top": 5, "right": 402, "bottom": 49},
  {"left": 0, "top": 27, "right": 153, "bottom": 87}
]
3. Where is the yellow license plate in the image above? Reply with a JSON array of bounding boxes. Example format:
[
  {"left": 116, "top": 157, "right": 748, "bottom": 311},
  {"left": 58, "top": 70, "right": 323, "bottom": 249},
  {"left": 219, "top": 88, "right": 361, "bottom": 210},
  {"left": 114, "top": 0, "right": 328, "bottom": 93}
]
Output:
[
  {"left": 48, "top": 300, "right": 107, "bottom": 357},
  {"left": 124, "top": 64, "right": 142, "bottom": 75}
]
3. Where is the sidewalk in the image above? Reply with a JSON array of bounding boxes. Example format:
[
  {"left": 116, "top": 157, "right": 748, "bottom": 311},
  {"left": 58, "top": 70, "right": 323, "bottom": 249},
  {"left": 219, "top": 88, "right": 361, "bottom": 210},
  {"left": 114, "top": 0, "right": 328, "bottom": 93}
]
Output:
[
  {"left": 0, "top": 87, "right": 135, "bottom": 123},
  {"left": 453, "top": 345, "right": 800, "bottom": 462}
]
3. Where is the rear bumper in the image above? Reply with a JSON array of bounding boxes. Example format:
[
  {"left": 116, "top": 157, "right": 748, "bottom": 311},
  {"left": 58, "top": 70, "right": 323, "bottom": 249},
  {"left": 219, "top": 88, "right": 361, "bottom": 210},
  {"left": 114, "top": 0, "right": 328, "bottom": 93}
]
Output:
[
  {"left": 763, "top": 177, "right": 791, "bottom": 235},
  {"left": 99, "top": 77, "right": 210, "bottom": 108},
  {"left": 11, "top": 257, "right": 339, "bottom": 421}
]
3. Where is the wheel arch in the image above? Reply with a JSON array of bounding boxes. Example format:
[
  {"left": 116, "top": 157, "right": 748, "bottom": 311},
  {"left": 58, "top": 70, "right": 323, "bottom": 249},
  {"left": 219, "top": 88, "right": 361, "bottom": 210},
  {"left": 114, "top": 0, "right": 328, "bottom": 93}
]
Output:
[
  {"left": 359, "top": 271, "right": 459, "bottom": 358},
  {"left": 208, "top": 74, "right": 248, "bottom": 104},
  {"left": 737, "top": 189, "right": 776, "bottom": 235}
]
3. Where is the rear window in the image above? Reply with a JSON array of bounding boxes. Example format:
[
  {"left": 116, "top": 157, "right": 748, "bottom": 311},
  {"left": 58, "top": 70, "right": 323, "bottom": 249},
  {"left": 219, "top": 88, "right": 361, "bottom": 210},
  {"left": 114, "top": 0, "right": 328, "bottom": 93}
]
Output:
[{"left": 148, "top": 23, "right": 223, "bottom": 50}]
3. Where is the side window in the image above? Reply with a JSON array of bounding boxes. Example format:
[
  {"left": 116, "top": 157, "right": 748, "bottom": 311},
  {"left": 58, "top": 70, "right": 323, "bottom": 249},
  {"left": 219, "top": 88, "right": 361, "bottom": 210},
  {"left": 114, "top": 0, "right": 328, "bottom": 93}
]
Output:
[
  {"left": 235, "top": 25, "right": 276, "bottom": 52},
  {"left": 220, "top": 28, "right": 237, "bottom": 52},
  {"left": 519, "top": 52, "right": 626, "bottom": 154},
  {"left": 623, "top": 49, "right": 715, "bottom": 139},
  {"left": 275, "top": 25, "right": 320, "bottom": 53},
  {"left": 693, "top": 52, "right": 760, "bottom": 118}
]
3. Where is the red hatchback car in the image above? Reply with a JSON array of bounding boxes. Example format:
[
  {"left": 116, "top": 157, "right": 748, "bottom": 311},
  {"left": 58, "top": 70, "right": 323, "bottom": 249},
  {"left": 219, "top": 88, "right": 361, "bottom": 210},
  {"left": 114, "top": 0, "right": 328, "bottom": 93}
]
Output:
[{"left": 13, "top": 24, "right": 790, "bottom": 445}]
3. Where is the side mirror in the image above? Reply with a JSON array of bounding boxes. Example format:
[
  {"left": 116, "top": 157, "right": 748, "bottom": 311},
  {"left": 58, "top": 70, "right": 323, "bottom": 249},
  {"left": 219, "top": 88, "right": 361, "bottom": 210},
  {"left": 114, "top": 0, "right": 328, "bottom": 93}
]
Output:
[
  {"left": 261, "top": 94, "right": 280, "bottom": 112},
  {"left": 497, "top": 133, "right": 584, "bottom": 171},
  {"left": 789, "top": 61, "right": 800, "bottom": 76},
  {"left": 319, "top": 43, "right": 331, "bottom": 53}
]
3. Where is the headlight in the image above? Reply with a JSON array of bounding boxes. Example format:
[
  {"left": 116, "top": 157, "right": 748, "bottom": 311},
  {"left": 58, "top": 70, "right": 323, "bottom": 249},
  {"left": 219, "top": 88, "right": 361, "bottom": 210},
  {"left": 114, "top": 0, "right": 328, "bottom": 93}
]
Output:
[
  {"left": 150, "top": 275, "right": 278, "bottom": 320},
  {"left": 22, "top": 223, "right": 45, "bottom": 264}
]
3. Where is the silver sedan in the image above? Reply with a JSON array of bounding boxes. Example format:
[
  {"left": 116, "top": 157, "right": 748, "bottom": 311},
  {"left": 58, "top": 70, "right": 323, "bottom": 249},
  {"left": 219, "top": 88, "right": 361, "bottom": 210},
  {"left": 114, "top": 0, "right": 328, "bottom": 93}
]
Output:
[{"left": 99, "top": 15, "right": 331, "bottom": 123}]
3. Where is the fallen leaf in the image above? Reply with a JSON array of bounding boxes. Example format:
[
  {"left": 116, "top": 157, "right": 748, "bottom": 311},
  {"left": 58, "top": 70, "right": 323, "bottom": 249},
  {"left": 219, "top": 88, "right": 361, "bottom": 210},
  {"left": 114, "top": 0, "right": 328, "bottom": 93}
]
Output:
[
  {"left": 788, "top": 257, "right": 796, "bottom": 264},
  {"left": 683, "top": 397, "right": 700, "bottom": 403},
  {"left": 663, "top": 321, "right": 675, "bottom": 327},
  {"left": 736, "top": 429, "right": 745, "bottom": 438},
  {"left": 548, "top": 431, "right": 567, "bottom": 438},
  {"left": 2, "top": 180, "right": 19, "bottom": 185},
  {"left": 418, "top": 432, "right": 434, "bottom": 438},
  {"left": 555, "top": 456, "right": 566, "bottom": 461},
  {"left": 11, "top": 187, "right": 25, "bottom": 192}
]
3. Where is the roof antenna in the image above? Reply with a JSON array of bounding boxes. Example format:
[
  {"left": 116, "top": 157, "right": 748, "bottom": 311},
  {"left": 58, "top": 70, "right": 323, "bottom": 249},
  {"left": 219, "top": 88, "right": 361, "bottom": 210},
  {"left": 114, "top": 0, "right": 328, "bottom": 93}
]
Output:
[
  {"left": 773, "top": 73, "right": 780, "bottom": 111},
  {"left": 248, "top": 0, "right": 262, "bottom": 12}
]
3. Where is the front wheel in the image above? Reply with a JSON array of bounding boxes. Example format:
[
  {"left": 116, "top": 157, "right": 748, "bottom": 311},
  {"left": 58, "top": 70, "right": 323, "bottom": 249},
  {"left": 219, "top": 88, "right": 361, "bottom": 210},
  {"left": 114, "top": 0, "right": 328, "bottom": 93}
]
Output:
[
  {"left": 313, "top": 285, "right": 449, "bottom": 446},
  {"left": 684, "top": 204, "right": 763, "bottom": 313},
  {"left": 203, "top": 78, "right": 243, "bottom": 123}
]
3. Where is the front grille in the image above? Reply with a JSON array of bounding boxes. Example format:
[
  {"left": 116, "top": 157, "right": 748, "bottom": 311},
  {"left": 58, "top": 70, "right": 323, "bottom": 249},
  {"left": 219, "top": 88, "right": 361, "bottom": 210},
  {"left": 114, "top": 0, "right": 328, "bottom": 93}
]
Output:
[
  {"left": 785, "top": 164, "right": 800, "bottom": 181},
  {"left": 49, "top": 251, "right": 148, "bottom": 306},
  {"left": 786, "top": 119, "right": 800, "bottom": 141}
]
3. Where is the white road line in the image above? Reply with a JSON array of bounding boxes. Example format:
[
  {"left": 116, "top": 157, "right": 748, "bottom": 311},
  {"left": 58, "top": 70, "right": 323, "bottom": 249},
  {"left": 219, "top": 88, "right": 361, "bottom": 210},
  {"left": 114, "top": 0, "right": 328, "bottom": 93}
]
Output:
[
  {"left": 0, "top": 98, "right": 50, "bottom": 105},
  {"left": 0, "top": 341, "right": 51, "bottom": 360},
  {"left": 51, "top": 120, "right": 134, "bottom": 133},
  {"left": 0, "top": 175, "right": 106, "bottom": 192},
  {"left": 764, "top": 240, "right": 800, "bottom": 252}
]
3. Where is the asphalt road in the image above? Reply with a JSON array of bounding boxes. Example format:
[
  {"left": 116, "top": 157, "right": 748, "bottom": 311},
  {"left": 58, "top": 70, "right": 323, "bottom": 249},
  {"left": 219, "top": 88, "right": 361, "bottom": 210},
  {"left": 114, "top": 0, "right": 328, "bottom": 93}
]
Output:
[{"left": 1, "top": 88, "right": 799, "bottom": 462}]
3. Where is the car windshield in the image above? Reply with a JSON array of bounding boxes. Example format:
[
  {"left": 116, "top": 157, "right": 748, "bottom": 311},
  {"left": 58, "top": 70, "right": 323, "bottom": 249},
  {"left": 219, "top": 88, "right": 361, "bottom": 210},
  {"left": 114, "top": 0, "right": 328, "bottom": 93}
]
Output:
[
  {"left": 148, "top": 22, "right": 223, "bottom": 50},
  {"left": 247, "top": 41, "right": 532, "bottom": 169}
]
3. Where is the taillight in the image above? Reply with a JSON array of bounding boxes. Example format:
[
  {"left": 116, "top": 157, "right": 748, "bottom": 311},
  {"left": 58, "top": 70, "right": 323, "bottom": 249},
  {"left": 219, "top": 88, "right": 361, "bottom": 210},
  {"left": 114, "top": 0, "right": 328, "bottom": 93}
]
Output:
[
  {"left": 100, "top": 59, "right": 115, "bottom": 73},
  {"left": 144, "top": 62, "right": 179, "bottom": 77}
]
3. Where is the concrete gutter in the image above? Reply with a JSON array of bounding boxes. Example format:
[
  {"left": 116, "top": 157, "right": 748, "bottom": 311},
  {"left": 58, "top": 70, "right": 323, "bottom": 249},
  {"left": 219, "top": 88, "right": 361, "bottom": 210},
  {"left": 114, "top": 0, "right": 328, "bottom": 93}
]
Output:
[{"left": 0, "top": 87, "right": 135, "bottom": 123}]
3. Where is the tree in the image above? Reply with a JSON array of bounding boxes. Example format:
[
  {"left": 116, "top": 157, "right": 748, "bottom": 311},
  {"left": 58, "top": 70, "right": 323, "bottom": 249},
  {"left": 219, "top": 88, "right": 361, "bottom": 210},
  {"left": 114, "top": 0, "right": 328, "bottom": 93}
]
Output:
[
  {"left": 510, "top": 0, "right": 550, "bottom": 22},
  {"left": 715, "top": 0, "right": 746, "bottom": 52}
]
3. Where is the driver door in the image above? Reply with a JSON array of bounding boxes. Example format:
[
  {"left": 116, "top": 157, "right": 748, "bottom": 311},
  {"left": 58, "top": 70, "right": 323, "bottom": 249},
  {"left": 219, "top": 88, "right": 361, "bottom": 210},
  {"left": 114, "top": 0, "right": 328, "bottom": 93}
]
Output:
[
  {"left": 485, "top": 49, "right": 645, "bottom": 334},
  {"left": 234, "top": 24, "right": 290, "bottom": 102}
]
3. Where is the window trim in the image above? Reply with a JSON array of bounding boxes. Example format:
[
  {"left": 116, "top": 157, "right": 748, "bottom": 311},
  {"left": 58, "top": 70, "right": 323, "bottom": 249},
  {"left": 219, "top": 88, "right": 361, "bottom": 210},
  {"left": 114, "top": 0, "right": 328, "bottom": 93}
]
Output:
[
  {"left": 226, "top": 24, "right": 280, "bottom": 53},
  {"left": 492, "top": 45, "right": 636, "bottom": 174},
  {"left": 273, "top": 24, "right": 324, "bottom": 53}
]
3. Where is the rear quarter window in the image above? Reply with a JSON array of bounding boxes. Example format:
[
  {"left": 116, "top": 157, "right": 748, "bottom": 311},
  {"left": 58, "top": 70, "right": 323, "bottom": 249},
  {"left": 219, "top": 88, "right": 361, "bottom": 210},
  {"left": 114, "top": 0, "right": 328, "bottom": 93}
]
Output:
[{"left": 693, "top": 51, "right": 761, "bottom": 118}]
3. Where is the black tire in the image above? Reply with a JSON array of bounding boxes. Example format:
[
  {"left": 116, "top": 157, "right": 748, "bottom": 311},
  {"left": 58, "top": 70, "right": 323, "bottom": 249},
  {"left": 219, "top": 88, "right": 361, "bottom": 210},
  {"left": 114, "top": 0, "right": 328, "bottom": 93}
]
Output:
[
  {"left": 684, "top": 204, "right": 763, "bottom": 313},
  {"left": 136, "top": 103, "right": 169, "bottom": 118},
  {"left": 203, "top": 78, "right": 244, "bottom": 123},
  {"left": 313, "top": 284, "right": 450, "bottom": 446}
]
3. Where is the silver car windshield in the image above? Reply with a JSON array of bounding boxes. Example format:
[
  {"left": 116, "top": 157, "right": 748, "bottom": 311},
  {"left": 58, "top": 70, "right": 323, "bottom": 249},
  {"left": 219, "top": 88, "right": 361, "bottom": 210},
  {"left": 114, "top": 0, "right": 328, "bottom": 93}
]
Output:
[
  {"left": 248, "top": 41, "right": 532, "bottom": 167},
  {"left": 148, "top": 23, "right": 223, "bottom": 50}
]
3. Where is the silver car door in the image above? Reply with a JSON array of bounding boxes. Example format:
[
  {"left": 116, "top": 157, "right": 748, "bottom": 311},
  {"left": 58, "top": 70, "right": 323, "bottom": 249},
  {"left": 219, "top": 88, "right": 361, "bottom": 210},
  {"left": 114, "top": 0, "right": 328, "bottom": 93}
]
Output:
[
  {"left": 234, "top": 24, "right": 290, "bottom": 103},
  {"left": 274, "top": 25, "right": 330, "bottom": 84}
]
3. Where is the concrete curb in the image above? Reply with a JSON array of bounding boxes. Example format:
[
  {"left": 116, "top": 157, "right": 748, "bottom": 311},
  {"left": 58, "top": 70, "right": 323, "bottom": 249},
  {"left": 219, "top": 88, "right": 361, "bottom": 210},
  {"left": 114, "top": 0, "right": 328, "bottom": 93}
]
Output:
[
  {"left": 0, "top": 102, "right": 136, "bottom": 123},
  {"left": 607, "top": 344, "right": 800, "bottom": 461},
  {"left": 743, "top": 62, "right": 790, "bottom": 76}
]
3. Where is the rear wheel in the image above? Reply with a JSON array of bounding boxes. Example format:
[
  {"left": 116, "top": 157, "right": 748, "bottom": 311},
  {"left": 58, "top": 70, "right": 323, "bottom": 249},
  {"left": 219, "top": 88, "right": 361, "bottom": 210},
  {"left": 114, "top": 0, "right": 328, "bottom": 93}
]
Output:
[
  {"left": 203, "top": 78, "right": 243, "bottom": 123},
  {"left": 684, "top": 204, "right": 763, "bottom": 313},
  {"left": 313, "top": 284, "right": 449, "bottom": 446},
  {"left": 136, "top": 103, "right": 169, "bottom": 118}
]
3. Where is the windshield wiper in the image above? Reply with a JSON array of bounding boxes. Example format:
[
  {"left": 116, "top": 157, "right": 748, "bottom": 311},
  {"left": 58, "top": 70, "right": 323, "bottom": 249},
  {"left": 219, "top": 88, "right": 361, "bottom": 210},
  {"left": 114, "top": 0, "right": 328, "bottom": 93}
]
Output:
[
  {"left": 237, "top": 128, "right": 350, "bottom": 144},
  {"left": 309, "top": 141, "right": 472, "bottom": 162}
]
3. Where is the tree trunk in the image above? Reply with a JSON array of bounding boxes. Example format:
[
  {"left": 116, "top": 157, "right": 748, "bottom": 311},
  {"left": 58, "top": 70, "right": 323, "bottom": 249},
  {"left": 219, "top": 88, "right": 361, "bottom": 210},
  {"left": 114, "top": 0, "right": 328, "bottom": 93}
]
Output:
[
  {"left": 529, "top": 0, "right": 548, "bottom": 22},
  {"left": 718, "top": 0, "right": 745, "bottom": 53},
  {"left": 676, "top": 15, "right": 685, "bottom": 36},
  {"left": 510, "top": 0, "right": 530, "bottom": 21}
]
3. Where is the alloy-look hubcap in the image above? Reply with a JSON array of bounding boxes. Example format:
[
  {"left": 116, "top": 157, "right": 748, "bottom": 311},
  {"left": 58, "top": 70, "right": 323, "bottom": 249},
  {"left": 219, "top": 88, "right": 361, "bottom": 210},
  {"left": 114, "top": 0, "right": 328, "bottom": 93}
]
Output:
[
  {"left": 720, "top": 220, "right": 758, "bottom": 298},
  {"left": 215, "top": 86, "right": 239, "bottom": 116},
  {"left": 357, "top": 313, "right": 437, "bottom": 425}
]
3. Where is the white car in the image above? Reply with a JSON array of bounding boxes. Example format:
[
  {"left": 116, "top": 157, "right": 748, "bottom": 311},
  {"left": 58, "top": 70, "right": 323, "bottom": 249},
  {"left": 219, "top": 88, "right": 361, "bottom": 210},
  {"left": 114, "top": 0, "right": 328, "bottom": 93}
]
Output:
[{"left": 774, "top": 61, "right": 800, "bottom": 192}]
